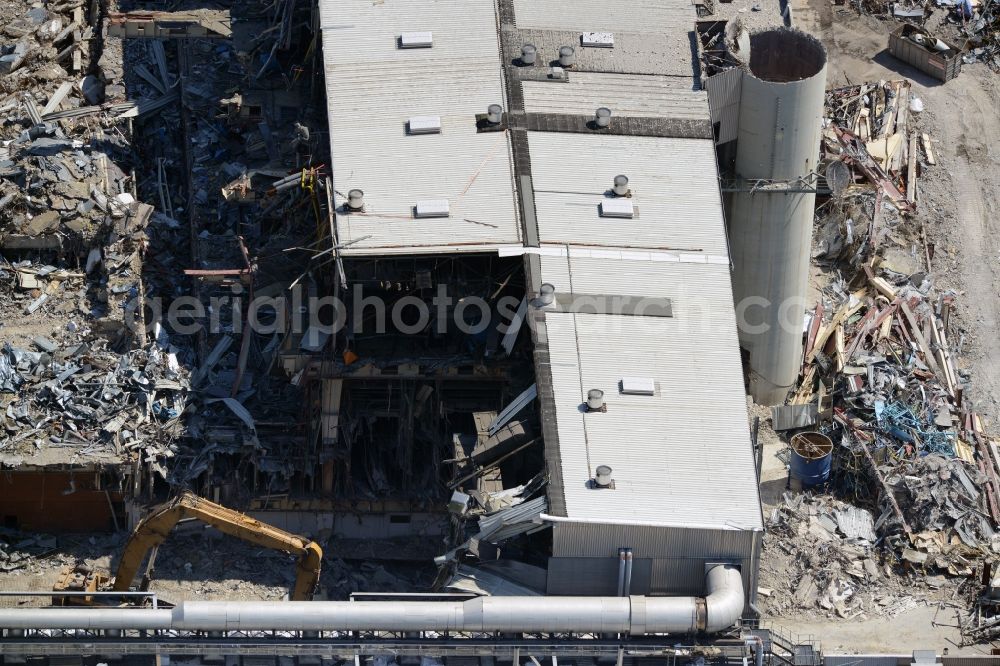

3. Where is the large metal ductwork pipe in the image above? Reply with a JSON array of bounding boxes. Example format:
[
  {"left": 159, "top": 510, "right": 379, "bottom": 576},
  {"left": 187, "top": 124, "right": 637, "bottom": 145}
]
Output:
[
  {"left": 0, "top": 565, "right": 744, "bottom": 635},
  {"left": 727, "top": 28, "right": 827, "bottom": 405}
]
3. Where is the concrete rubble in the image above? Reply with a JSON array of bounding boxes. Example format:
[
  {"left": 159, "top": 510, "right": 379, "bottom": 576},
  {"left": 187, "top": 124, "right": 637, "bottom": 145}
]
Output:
[
  {"left": 0, "top": 523, "right": 433, "bottom": 604},
  {"left": 0, "top": 0, "right": 332, "bottom": 496},
  {"left": 761, "top": 492, "right": 951, "bottom": 620}
]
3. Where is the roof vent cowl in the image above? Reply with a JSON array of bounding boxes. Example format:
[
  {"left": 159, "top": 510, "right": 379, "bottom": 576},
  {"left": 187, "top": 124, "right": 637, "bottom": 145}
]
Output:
[{"left": 594, "top": 465, "right": 614, "bottom": 488}]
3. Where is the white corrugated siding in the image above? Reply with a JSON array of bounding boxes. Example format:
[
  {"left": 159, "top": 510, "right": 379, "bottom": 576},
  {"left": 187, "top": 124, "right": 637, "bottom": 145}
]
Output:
[
  {"left": 542, "top": 264, "right": 763, "bottom": 530},
  {"left": 548, "top": 528, "right": 761, "bottom": 598},
  {"left": 551, "top": 521, "right": 759, "bottom": 559},
  {"left": 320, "top": 0, "right": 520, "bottom": 255},
  {"left": 521, "top": 73, "right": 708, "bottom": 121},
  {"left": 705, "top": 67, "right": 744, "bottom": 145},
  {"left": 527, "top": 132, "right": 728, "bottom": 255}
]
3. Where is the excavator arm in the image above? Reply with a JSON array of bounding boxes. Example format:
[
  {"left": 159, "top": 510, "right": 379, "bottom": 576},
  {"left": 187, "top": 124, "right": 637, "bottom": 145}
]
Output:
[{"left": 112, "top": 492, "right": 322, "bottom": 601}]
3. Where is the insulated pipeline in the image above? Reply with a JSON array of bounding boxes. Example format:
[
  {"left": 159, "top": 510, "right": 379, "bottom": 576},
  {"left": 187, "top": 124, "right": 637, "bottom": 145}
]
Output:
[{"left": 0, "top": 565, "right": 744, "bottom": 635}]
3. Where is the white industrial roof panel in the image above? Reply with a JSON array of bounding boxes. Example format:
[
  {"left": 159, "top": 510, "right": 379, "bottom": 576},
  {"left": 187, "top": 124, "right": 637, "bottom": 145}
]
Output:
[
  {"left": 320, "top": 0, "right": 520, "bottom": 255},
  {"left": 512, "top": 0, "right": 694, "bottom": 33},
  {"left": 527, "top": 132, "right": 728, "bottom": 255},
  {"left": 543, "top": 277, "right": 763, "bottom": 530},
  {"left": 536, "top": 253, "right": 732, "bottom": 311},
  {"left": 521, "top": 73, "right": 708, "bottom": 121}
]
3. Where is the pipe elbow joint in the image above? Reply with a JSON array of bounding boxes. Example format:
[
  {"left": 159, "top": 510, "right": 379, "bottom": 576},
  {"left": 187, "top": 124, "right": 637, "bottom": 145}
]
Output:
[{"left": 702, "top": 564, "right": 745, "bottom": 633}]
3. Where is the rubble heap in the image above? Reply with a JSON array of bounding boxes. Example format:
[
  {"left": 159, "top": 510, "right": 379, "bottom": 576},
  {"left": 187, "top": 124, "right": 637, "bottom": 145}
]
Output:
[
  {"left": 766, "top": 78, "right": 1000, "bottom": 628},
  {"left": 959, "top": 0, "right": 1000, "bottom": 69},
  {"left": 885, "top": 454, "right": 996, "bottom": 569},
  {"left": 0, "top": 0, "right": 172, "bottom": 248},
  {"left": 0, "top": 335, "right": 189, "bottom": 472},
  {"left": 760, "top": 491, "right": 975, "bottom": 620}
]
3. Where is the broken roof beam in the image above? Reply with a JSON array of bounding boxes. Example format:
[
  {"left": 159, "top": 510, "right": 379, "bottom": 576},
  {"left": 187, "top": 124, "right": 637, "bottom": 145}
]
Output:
[
  {"left": 833, "top": 124, "right": 915, "bottom": 214},
  {"left": 183, "top": 267, "right": 254, "bottom": 284},
  {"left": 107, "top": 11, "right": 232, "bottom": 39}
]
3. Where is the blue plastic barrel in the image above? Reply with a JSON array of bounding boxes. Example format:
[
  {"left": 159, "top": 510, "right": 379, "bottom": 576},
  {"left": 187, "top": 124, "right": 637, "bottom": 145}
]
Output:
[{"left": 789, "top": 431, "right": 833, "bottom": 487}]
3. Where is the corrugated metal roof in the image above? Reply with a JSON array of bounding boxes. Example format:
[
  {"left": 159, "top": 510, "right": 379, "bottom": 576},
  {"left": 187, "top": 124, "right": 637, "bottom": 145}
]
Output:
[
  {"left": 542, "top": 282, "right": 763, "bottom": 530},
  {"left": 319, "top": 0, "right": 521, "bottom": 255},
  {"left": 521, "top": 73, "right": 708, "bottom": 121},
  {"left": 526, "top": 131, "right": 729, "bottom": 255},
  {"left": 536, "top": 254, "right": 730, "bottom": 303},
  {"left": 512, "top": 0, "right": 694, "bottom": 34}
]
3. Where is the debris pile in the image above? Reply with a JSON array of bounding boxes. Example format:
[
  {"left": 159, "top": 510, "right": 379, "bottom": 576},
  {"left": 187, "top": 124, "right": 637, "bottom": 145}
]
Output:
[
  {"left": 885, "top": 455, "right": 996, "bottom": 568},
  {"left": 818, "top": 79, "right": 921, "bottom": 260},
  {"left": 0, "top": 529, "right": 58, "bottom": 574},
  {"left": 760, "top": 492, "right": 974, "bottom": 619},
  {"left": 0, "top": 0, "right": 175, "bottom": 249},
  {"left": 0, "top": 522, "right": 435, "bottom": 605},
  {"left": 0, "top": 334, "right": 189, "bottom": 472},
  {"left": 958, "top": 0, "right": 1000, "bottom": 69},
  {"left": 767, "top": 77, "right": 1000, "bottom": 621}
]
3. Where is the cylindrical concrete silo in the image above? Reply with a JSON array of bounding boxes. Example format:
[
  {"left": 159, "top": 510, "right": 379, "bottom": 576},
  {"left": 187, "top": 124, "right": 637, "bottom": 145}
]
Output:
[{"left": 727, "top": 29, "right": 827, "bottom": 405}]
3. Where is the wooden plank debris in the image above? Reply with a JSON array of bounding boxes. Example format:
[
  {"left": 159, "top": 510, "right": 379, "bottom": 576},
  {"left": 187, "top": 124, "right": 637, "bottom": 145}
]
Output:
[
  {"left": 921, "top": 133, "right": 936, "bottom": 165},
  {"left": 906, "top": 133, "right": 918, "bottom": 204}
]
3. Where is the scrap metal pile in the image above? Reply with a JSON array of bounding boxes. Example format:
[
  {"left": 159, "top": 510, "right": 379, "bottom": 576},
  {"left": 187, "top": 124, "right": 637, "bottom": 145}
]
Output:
[
  {"left": 0, "top": 333, "right": 190, "bottom": 473},
  {"left": 772, "top": 79, "right": 1000, "bottom": 611},
  {"left": 954, "top": 0, "right": 999, "bottom": 68},
  {"left": 972, "top": 0, "right": 1000, "bottom": 66},
  {"left": 846, "top": 0, "right": 998, "bottom": 71}
]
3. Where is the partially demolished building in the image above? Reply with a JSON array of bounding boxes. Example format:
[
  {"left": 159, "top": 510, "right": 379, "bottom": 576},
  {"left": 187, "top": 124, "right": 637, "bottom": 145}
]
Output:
[
  {"left": 1, "top": 0, "right": 763, "bottom": 623},
  {"left": 316, "top": 0, "right": 764, "bottom": 601}
]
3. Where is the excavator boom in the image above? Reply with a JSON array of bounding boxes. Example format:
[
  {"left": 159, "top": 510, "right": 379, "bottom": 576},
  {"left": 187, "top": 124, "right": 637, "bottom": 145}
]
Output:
[{"left": 111, "top": 492, "right": 322, "bottom": 601}]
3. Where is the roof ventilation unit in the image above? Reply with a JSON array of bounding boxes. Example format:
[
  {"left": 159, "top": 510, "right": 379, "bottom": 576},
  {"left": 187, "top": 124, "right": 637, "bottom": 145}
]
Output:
[
  {"left": 612, "top": 175, "right": 629, "bottom": 196},
  {"left": 408, "top": 116, "right": 441, "bottom": 134},
  {"left": 536, "top": 283, "right": 555, "bottom": 306},
  {"left": 582, "top": 32, "right": 614, "bottom": 48},
  {"left": 559, "top": 46, "right": 576, "bottom": 67},
  {"left": 415, "top": 199, "right": 450, "bottom": 218},
  {"left": 521, "top": 43, "right": 537, "bottom": 65},
  {"left": 347, "top": 189, "right": 364, "bottom": 211},
  {"left": 620, "top": 377, "right": 655, "bottom": 395},
  {"left": 595, "top": 107, "right": 612, "bottom": 128},
  {"left": 600, "top": 198, "right": 633, "bottom": 219},
  {"left": 399, "top": 31, "right": 433, "bottom": 48},
  {"left": 586, "top": 388, "right": 605, "bottom": 412},
  {"left": 548, "top": 66, "right": 566, "bottom": 80},
  {"left": 486, "top": 104, "right": 503, "bottom": 125},
  {"left": 594, "top": 465, "right": 614, "bottom": 488}
]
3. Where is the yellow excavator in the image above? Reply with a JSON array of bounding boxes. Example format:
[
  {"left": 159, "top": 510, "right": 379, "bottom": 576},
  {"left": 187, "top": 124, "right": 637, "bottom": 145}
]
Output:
[{"left": 53, "top": 491, "right": 323, "bottom": 605}]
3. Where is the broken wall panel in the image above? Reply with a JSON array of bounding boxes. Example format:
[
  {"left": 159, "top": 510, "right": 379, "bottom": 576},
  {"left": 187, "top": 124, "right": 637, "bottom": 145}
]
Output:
[
  {"left": 0, "top": 471, "right": 123, "bottom": 532},
  {"left": 108, "top": 11, "right": 232, "bottom": 39}
]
